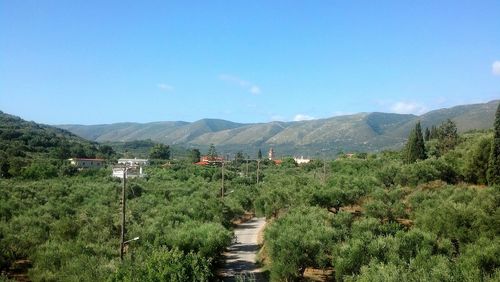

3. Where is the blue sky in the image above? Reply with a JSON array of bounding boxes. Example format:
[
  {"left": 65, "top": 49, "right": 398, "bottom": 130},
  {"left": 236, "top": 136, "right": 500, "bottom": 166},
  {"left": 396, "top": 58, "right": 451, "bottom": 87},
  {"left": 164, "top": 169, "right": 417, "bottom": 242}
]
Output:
[{"left": 1, "top": 1, "right": 499, "bottom": 125}]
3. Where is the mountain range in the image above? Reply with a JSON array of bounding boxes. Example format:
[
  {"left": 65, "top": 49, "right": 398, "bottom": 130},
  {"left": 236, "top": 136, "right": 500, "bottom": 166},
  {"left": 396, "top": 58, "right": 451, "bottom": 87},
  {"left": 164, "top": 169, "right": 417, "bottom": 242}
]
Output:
[{"left": 57, "top": 100, "right": 499, "bottom": 157}]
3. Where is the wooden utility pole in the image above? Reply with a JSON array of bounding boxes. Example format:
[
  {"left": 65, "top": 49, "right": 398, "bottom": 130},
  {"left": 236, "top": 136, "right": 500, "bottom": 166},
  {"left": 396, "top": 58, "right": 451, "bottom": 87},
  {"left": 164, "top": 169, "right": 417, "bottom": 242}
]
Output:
[
  {"left": 256, "top": 160, "right": 260, "bottom": 186},
  {"left": 221, "top": 161, "right": 225, "bottom": 199},
  {"left": 120, "top": 167, "right": 127, "bottom": 261}
]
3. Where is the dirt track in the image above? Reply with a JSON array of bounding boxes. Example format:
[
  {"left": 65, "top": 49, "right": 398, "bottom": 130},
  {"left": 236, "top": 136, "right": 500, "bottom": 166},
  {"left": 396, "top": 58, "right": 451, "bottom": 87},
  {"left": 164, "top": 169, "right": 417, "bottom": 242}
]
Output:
[{"left": 220, "top": 217, "right": 266, "bottom": 281}]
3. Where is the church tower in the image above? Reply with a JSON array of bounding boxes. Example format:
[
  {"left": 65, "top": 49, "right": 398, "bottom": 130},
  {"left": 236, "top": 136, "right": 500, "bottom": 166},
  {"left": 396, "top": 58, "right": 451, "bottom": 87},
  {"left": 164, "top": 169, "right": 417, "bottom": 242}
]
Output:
[{"left": 268, "top": 147, "right": 275, "bottom": 160}]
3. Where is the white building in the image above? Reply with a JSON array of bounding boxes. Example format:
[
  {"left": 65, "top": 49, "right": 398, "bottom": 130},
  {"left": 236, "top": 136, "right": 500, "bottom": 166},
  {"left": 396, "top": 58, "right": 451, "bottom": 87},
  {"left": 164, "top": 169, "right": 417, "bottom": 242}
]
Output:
[
  {"left": 112, "top": 166, "right": 145, "bottom": 178},
  {"left": 294, "top": 156, "right": 311, "bottom": 164},
  {"left": 113, "top": 158, "right": 149, "bottom": 178},
  {"left": 268, "top": 147, "right": 275, "bottom": 160},
  {"left": 117, "top": 158, "right": 149, "bottom": 166}
]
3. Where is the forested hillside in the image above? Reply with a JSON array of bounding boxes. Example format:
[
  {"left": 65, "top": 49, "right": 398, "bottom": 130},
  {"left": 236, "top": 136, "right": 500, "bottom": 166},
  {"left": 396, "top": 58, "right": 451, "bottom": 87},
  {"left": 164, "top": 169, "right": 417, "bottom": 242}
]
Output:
[
  {"left": 58, "top": 100, "right": 499, "bottom": 156},
  {"left": 0, "top": 111, "right": 116, "bottom": 179}
]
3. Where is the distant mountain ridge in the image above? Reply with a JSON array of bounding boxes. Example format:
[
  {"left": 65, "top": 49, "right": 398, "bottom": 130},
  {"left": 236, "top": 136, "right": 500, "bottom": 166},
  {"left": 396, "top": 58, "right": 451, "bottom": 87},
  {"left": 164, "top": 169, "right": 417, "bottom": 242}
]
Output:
[{"left": 57, "top": 100, "right": 499, "bottom": 156}]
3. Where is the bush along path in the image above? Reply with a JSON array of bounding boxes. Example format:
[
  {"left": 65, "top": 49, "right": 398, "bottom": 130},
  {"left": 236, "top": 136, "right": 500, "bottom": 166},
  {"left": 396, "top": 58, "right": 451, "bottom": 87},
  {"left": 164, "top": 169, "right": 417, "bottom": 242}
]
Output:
[{"left": 220, "top": 217, "right": 267, "bottom": 281}]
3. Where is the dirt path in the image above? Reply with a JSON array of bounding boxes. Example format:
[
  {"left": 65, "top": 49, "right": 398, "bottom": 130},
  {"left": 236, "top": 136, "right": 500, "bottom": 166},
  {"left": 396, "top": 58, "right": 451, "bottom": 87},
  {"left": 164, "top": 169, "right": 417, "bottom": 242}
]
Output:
[{"left": 220, "top": 217, "right": 267, "bottom": 281}]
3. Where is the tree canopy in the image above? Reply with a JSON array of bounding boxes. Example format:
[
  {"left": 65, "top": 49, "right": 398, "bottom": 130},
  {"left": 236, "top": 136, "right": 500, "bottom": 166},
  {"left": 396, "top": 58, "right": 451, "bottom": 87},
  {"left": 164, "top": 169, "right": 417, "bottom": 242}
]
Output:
[
  {"left": 437, "top": 119, "right": 459, "bottom": 155},
  {"left": 488, "top": 103, "right": 500, "bottom": 185},
  {"left": 404, "top": 121, "right": 426, "bottom": 164},
  {"left": 149, "top": 143, "right": 170, "bottom": 160}
]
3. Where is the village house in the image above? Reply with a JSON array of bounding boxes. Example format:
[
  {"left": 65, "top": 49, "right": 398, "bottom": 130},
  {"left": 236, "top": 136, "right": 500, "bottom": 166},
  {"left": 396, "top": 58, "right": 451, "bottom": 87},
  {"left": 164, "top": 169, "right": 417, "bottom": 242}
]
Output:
[
  {"left": 195, "top": 155, "right": 225, "bottom": 166},
  {"left": 113, "top": 158, "right": 149, "bottom": 178},
  {"left": 69, "top": 158, "right": 105, "bottom": 169},
  {"left": 117, "top": 158, "right": 149, "bottom": 166},
  {"left": 294, "top": 156, "right": 311, "bottom": 164}
]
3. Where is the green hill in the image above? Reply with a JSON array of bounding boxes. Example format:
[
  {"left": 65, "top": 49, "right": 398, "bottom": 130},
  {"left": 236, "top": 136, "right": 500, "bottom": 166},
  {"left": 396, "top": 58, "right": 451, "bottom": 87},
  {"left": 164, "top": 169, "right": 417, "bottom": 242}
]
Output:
[
  {"left": 0, "top": 111, "right": 106, "bottom": 178},
  {"left": 56, "top": 100, "right": 499, "bottom": 156}
]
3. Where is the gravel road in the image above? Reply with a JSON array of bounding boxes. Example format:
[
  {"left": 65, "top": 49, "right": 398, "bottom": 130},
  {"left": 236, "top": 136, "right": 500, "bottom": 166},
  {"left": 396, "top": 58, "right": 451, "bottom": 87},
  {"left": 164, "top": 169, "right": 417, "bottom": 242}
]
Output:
[{"left": 221, "top": 217, "right": 266, "bottom": 281}]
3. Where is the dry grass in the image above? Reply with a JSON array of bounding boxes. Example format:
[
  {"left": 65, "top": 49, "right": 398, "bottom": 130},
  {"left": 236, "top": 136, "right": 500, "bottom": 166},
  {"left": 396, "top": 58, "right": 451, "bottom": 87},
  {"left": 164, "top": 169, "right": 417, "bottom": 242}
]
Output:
[
  {"left": 232, "top": 211, "right": 255, "bottom": 225},
  {"left": 303, "top": 267, "right": 334, "bottom": 281}
]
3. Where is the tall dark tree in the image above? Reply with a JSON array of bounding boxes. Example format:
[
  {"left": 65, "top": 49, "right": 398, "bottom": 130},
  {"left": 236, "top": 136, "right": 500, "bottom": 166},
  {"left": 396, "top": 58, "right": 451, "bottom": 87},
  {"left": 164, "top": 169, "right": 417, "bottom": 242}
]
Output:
[
  {"left": 98, "top": 145, "right": 115, "bottom": 159},
  {"left": 424, "top": 127, "right": 431, "bottom": 141},
  {"left": 488, "top": 104, "right": 500, "bottom": 185},
  {"left": 53, "top": 143, "right": 71, "bottom": 159},
  {"left": 0, "top": 151, "right": 10, "bottom": 178},
  {"left": 189, "top": 148, "right": 201, "bottom": 163},
  {"left": 149, "top": 144, "right": 170, "bottom": 160},
  {"left": 465, "top": 137, "right": 491, "bottom": 185},
  {"left": 430, "top": 125, "right": 438, "bottom": 139},
  {"left": 437, "top": 119, "right": 458, "bottom": 155},
  {"left": 207, "top": 144, "right": 217, "bottom": 160},
  {"left": 257, "top": 149, "right": 262, "bottom": 159},
  {"left": 234, "top": 151, "right": 245, "bottom": 165},
  {"left": 404, "top": 121, "right": 426, "bottom": 164}
]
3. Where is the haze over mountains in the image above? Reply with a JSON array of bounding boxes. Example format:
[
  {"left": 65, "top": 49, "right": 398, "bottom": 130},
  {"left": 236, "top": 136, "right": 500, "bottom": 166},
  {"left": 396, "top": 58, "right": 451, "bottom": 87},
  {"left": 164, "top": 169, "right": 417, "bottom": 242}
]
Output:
[{"left": 58, "top": 100, "right": 499, "bottom": 156}]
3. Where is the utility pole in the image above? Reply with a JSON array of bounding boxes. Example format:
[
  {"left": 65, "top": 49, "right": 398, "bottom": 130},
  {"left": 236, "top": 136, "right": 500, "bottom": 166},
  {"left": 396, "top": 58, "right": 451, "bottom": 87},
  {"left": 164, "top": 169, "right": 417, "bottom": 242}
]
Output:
[
  {"left": 120, "top": 166, "right": 127, "bottom": 261},
  {"left": 256, "top": 160, "right": 260, "bottom": 186},
  {"left": 221, "top": 161, "right": 225, "bottom": 199}
]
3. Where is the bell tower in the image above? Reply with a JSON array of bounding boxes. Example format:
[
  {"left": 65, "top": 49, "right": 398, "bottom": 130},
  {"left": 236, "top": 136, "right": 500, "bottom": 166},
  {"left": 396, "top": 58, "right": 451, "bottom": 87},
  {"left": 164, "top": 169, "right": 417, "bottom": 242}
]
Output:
[{"left": 268, "top": 147, "right": 275, "bottom": 160}]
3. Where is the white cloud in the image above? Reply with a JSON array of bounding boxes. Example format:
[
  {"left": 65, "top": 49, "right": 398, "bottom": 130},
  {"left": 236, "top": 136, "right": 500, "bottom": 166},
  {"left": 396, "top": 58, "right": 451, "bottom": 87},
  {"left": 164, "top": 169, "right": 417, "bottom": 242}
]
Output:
[
  {"left": 219, "top": 74, "right": 261, "bottom": 95},
  {"left": 157, "top": 83, "right": 174, "bottom": 92},
  {"left": 293, "top": 114, "right": 315, "bottom": 121},
  {"left": 249, "top": 85, "right": 261, "bottom": 95},
  {"left": 493, "top": 61, "right": 500, "bottom": 76},
  {"left": 390, "top": 101, "right": 427, "bottom": 115}
]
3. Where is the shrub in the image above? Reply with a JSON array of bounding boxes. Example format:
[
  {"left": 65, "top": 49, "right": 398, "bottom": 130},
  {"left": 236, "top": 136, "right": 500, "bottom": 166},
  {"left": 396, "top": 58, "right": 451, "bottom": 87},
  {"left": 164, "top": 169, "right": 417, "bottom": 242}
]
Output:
[
  {"left": 265, "top": 206, "right": 334, "bottom": 280},
  {"left": 114, "top": 247, "right": 212, "bottom": 282}
]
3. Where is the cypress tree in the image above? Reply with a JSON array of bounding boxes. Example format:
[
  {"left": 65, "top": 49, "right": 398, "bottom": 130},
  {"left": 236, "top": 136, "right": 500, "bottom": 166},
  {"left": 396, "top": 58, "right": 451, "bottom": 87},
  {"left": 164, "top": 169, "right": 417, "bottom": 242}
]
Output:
[
  {"left": 430, "top": 125, "right": 438, "bottom": 139},
  {"left": 415, "top": 121, "right": 427, "bottom": 160},
  {"left": 207, "top": 144, "right": 217, "bottom": 160},
  {"left": 487, "top": 103, "right": 500, "bottom": 185},
  {"left": 404, "top": 121, "right": 427, "bottom": 164},
  {"left": 437, "top": 119, "right": 458, "bottom": 155},
  {"left": 424, "top": 127, "right": 431, "bottom": 141}
]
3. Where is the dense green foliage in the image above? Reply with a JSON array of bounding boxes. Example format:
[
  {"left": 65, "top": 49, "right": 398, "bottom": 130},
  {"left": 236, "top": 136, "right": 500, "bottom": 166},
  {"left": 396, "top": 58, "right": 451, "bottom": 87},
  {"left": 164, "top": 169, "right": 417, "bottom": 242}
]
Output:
[
  {"left": 1, "top": 110, "right": 500, "bottom": 281},
  {"left": 488, "top": 103, "right": 500, "bottom": 185},
  {"left": 0, "top": 164, "right": 256, "bottom": 281},
  {"left": 113, "top": 247, "right": 212, "bottom": 281},
  {"left": 0, "top": 111, "right": 107, "bottom": 179},
  {"left": 265, "top": 207, "right": 334, "bottom": 280},
  {"left": 148, "top": 143, "right": 170, "bottom": 160},
  {"left": 255, "top": 129, "right": 499, "bottom": 281},
  {"left": 404, "top": 121, "right": 426, "bottom": 163},
  {"left": 437, "top": 119, "right": 459, "bottom": 156},
  {"left": 190, "top": 148, "right": 201, "bottom": 163}
]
